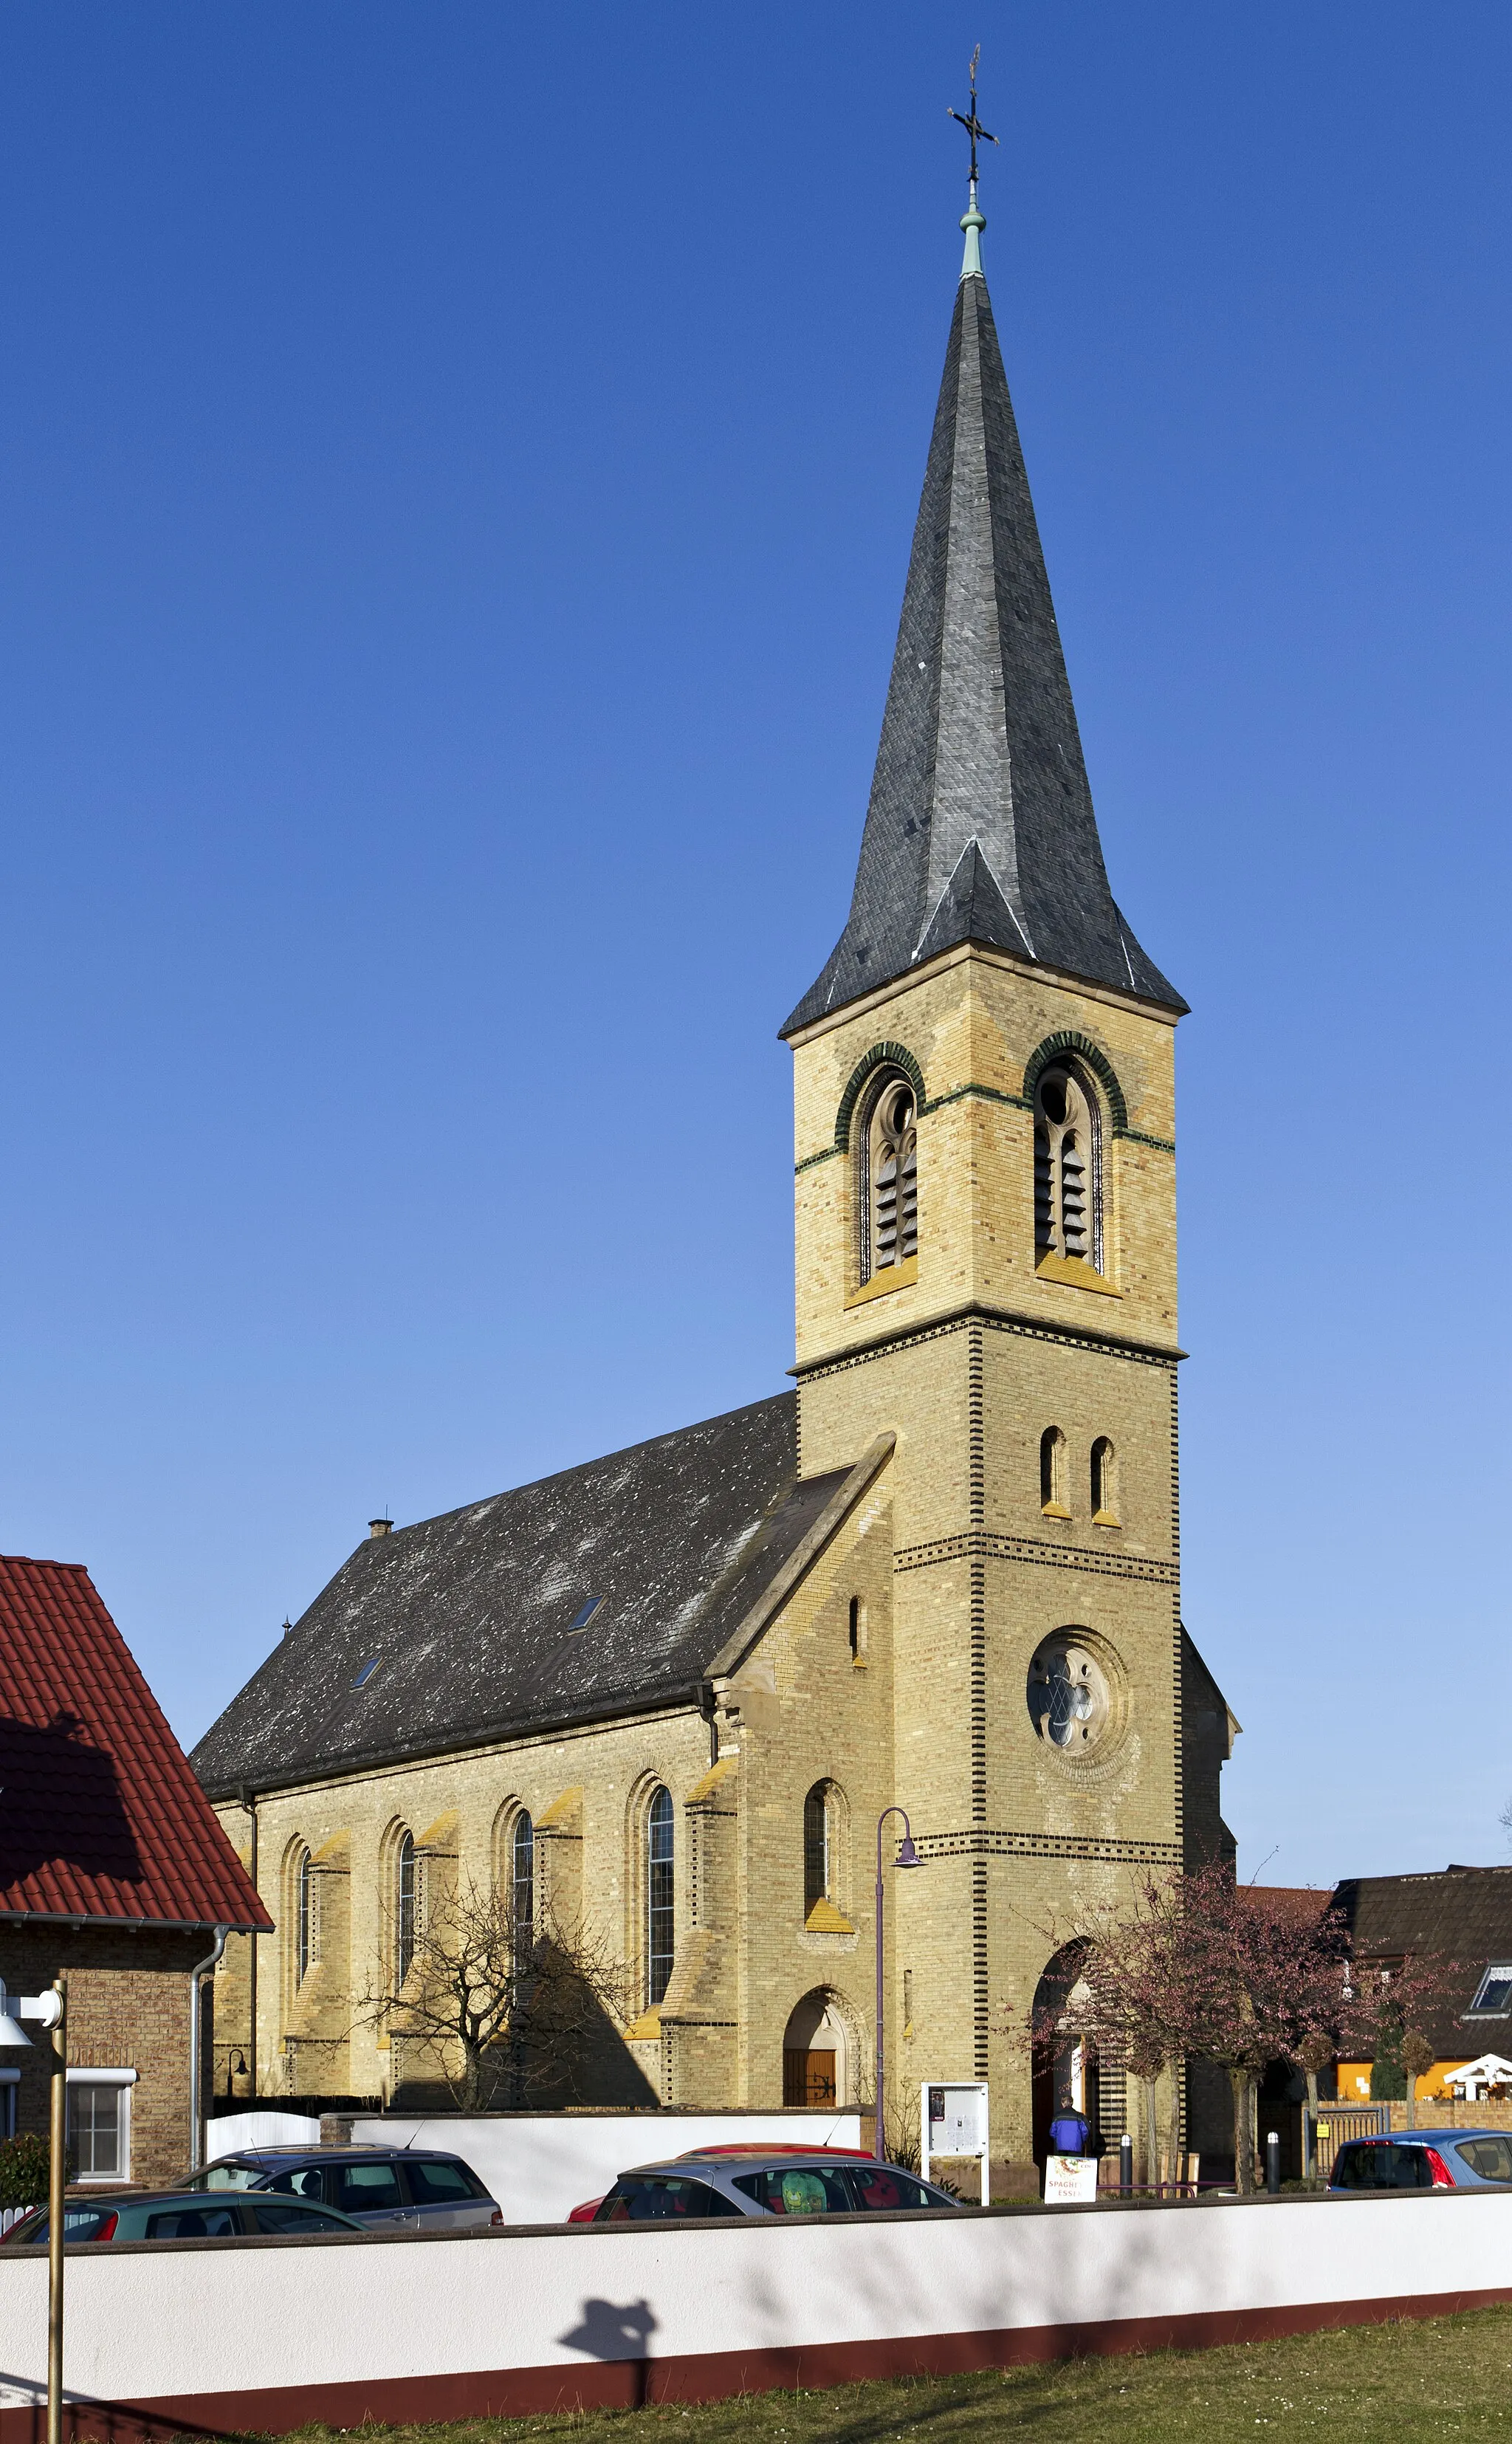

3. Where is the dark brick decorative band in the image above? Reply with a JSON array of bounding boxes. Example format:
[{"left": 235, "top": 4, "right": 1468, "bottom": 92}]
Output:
[
  {"left": 895, "top": 1532, "right": 1178, "bottom": 1585},
  {"left": 1023, "top": 1030, "right": 1130, "bottom": 1132},
  {"left": 794, "top": 1305, "right": 1183, "bottom": 1382},
  {"left": 832, "top": 1041, "right": 927, "bottom": 1153},
  {"left": 920, "top": 1828, "right": 1183, "bottom": 1865}
]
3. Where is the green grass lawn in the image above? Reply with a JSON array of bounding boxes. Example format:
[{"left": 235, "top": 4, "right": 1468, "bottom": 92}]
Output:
[{"left": 275, "top": 2304, "right": 1512, "bottom": 2444}]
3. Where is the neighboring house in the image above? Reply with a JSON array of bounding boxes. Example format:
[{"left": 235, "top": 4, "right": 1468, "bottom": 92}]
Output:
[
  {"left": 0, "top": 1555, "right": 269, "bottom": 2188},
  {"left": 1330, "top": 1867, "right": 1512, "bottom": 2102},
  {"left": 191, "top": 176, "right": 1237, "bottom": 2180}
]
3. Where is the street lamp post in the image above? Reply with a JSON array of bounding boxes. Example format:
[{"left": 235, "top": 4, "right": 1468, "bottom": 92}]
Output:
[
  {"left": 873, "top": 1807, "right": 922, "bottom": 2161},
  {"left": 0, "top": 1977, "right": 67, "bottom": 2444}
]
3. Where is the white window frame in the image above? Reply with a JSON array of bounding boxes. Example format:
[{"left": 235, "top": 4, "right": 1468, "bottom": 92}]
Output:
[
  {"left": 1468, "top": 1966, "right": 1512, "bottom": 2016},
  {"left": 65, "top": 2068, "right": 137, "bottom": 2183}
]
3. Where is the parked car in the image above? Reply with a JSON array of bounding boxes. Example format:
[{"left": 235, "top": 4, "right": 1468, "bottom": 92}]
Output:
[
  {"left": 2, "top": 2190, "right": 362, "bottom": 2247},
  {"left": 186, "top": 2144, "right": 502, "bottom": 2231},
  {"left": 574, "top": 2149, "right": 962, "bottom": 2222},
  {"left": 1328, "top": 2131, "right": 1512, "bottom": 2193}
]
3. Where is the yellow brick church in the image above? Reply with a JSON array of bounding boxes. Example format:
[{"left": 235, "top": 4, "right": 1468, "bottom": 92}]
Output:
[{"left": 193, "top": 174, "right": 1237, "bottom": 2180}]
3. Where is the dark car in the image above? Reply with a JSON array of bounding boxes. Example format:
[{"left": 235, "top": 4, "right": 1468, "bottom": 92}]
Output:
[
  {"left": 186, "top": 2143, "right": 501, "bottom": 2231},
  {"left": 1328, "top": 2130, "right": 1512, "bottom": 2193},
  {"left": 2, "top": 2189, "right": 362, "bottom": 2247},
  {"left": 580, "top": 2149, "right": 961, "bottom": 2222}
]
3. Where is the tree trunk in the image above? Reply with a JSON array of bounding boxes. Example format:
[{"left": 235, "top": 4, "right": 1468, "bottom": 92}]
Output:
[
  {"left": 1231, "top": 2068, "right": 1256, "bottom": 2195},
  {"left": 1305, "top": 2067, "right": 1319, "bottom": 2182},
  {"left": 1147, "top": 2076, "right": 1160, "bottom": 2196}
]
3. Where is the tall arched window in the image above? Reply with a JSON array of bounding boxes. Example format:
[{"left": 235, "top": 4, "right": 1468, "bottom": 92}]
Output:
[
  {"left": 647, "top": 1786, "right": 675, "bottom": 2007},
  {"left": 804, "top": 1785, "right": 834, "bottom": 1912},
  {"left": 1091, "top": 1437, "right": 1118, "bottom": 1524},
  {"left": 395, "top": 1831, "right": 418, "bottom": 1987},
  {"left": 512, "top": 1811, "right": 535, "bottom": 1968},
  {"left": 859, "top": 1076, "right": 918, "bottom": 1283},
  {"left": 1040, "top": 1425, "right": 1068, "bottom": 1517},
  {"left": 1034, "top": 1064, "right": 1102, "bottom": 1271},
  {"left": 295, "top": 1845, "right": 313, "bottom": 1985}
]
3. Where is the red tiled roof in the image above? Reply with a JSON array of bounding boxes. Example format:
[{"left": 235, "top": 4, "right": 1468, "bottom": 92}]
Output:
[{"left": 0, "top": 1556, "right": 269, "bottom": 1931}]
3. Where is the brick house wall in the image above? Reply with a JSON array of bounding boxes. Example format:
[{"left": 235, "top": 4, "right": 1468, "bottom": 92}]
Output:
[{"left": 0, "top": 1925, "right": 214, "bottom": 2191}]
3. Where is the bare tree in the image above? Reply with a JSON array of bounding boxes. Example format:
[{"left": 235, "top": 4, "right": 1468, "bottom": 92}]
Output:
[{"left": 351, "top": 1875, "right": 637, "bottom": 2110}]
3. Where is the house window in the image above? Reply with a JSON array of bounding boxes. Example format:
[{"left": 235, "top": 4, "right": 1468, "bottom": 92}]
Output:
[
  {"left": 66, "top": 2071, "right": 134, "bottom": 2182},
  {"left": 396, "top": 1830, "right": 419, "bottom": 1986},
  {"left": 647, "top": 1786, "right": 675, "bottom": 2006},
  {"left": 1040, "top": 1426, "right": 1068, "bottom": 1517},
  {"left": 0, "top": 2071, "right": 16, "bottom": 2141},
  {"left": 1090, "top": 1437, "right": 1118, "bottom": 1524},
  {"left": 296, "top": 1845, "right": 314, "bottom": 1984},
  {"left": 859, "top": 1077, "right": 918, "bottom": 1283},
  {"left": 804, "top": 1785, "right": 833, "bottom": 1913},
  {"left": 1034, "top": 1064, "right": 1102, "bottom": 1270},
  {"left": 512, "top": 1811, "right": 535, "bottom": 1968},
  {"left": 1469, "top": 1966, "right": 1512, "bottom": 2015}
]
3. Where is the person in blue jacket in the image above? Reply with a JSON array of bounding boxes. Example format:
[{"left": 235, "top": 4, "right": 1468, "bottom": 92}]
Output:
[{"left": 1048, "top": 2093, "right": 1090, "bottom": 2155}]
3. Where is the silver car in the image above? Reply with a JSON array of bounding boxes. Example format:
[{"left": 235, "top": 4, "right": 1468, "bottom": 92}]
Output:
[{"left": 188, "top": 2144, "right": 501, "bottom": 2231}]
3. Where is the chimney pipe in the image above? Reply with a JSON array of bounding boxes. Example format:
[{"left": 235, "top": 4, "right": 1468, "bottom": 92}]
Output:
[{"left": 368, "top": 1517, "right": 394, "bottom": 1539}]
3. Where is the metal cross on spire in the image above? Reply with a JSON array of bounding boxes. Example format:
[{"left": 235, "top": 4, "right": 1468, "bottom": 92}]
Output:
[{"left": 948, "top": 47, "right": 998, "bottom": 188}]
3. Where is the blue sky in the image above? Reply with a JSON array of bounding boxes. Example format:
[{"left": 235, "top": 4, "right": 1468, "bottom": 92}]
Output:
[{"left": 1, "top": 4, "right": 1507, "bottom": 1887}]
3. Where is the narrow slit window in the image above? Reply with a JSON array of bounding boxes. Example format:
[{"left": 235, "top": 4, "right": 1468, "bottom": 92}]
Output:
[
  {"left": 1040, "top": 1426, "right": 1068, "bottom": 1516},
  {"left": 803, "top": 1785, "right": 831, "bottom": 1912},
  {"left": 848, "top": 1596, "right": 867, "bottom": 1664},
  {"left": 295, "top": 1846, "right": 313, "bottom": 1984},
  {"left": 1090, "top": 1437, "right": 1118, "bottom": 1524}
]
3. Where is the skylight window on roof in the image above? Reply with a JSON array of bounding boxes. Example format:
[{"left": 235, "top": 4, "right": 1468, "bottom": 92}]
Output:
[
  {"left": 568, "top": 1598, "right": 604, "bottom": 1633},
  {"left": 1469, "top": 1966, "right": 1512, "bottom": 2015},
  {"left": 351, "top": 1658, "right": 381, "bottom": 1689}
]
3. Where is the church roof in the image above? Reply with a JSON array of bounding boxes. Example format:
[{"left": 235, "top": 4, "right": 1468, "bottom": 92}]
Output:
[
  {"left": 192, "top": 1392, "right": 851, "bottom": 1799},
  {"left": 783, "top": 216, "right": 1184, "bottom": 1036}
]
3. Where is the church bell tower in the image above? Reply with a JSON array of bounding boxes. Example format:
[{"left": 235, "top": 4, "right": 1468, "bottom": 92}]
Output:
[{"left": 781, "top": 151, "right": 1194, "bottom": 2167}]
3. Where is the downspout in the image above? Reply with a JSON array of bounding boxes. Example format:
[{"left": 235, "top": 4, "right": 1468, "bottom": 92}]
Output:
[{"left": 188, "top": 1926, "right": 230, "bottom": 2172}]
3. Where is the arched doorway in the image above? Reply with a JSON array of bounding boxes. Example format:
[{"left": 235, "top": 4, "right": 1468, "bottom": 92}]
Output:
[
  {"left": 1031, "top": 1940, "right": 1102, "bottom": 2169},
  {"left": 782, "top": 1989, "right": 853, "bottom": 2108}
]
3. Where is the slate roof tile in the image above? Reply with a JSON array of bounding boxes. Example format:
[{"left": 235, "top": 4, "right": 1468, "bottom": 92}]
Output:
[{"left": 193, "top": 1392, "right": 850, "bottom": 1799}]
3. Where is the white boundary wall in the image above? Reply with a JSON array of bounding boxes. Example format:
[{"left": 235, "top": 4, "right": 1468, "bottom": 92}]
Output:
[
  {"left": 0, "top": 2191, "right": 1509, "bottom": 2437},
  {"left": 351, "top": 2110, "right": 865, "bottom": 2224}
]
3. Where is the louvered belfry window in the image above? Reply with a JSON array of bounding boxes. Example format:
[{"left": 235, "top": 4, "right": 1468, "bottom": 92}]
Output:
[
  {"left": 1034, "top": 1065, "right": 1101, "bottom": 1269},
  {"left": 862, "top": 1078, "right": 918, "bottom": 1281}
]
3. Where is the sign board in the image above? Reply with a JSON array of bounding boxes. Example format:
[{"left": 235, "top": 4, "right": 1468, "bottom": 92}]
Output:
[
  {"left": 1043, "top": 2153, "right": 1099, "bottom": 2206},
  {"left": 921, "top": 2081, "right": 990, "bottom": 2206}
]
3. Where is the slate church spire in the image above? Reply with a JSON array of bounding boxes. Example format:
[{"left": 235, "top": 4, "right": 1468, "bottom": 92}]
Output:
[{"left": 783, "top": 133, "right": 1183, "bottom": 1037}]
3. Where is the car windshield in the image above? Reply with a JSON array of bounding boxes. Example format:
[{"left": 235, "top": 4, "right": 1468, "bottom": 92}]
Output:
[
  {"left": 8, "top": 2205, "right": 117, "bottom": 2248},
  {"left": 193, "top": 2162, "right": 264, "bottom": 2190},
  {"left": 596, "top": 2176, "right": 726, "bottom": 2221},
  {"left": 1454, "top": 2137, "right": 1512, "bottom": 2183},
  {"left": 732, "top": 2165, "right": 853, "bottom": 2215}
]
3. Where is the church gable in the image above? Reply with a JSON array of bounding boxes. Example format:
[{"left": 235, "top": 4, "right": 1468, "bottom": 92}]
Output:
[{"left": 193, "top": 1393, "right": 856, "bottom": 1798}]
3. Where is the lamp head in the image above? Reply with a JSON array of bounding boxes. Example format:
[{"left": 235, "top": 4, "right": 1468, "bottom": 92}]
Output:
[
  {"left": 0, "top": 1983, "right": 32, "bottom": 2050},
  {"left": 894, "top": 1835, "right": 922, "bottom": 1869}
]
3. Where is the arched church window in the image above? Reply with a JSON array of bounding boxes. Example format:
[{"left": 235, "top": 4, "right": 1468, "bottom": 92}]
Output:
[
  {"left": 1034, "top": 1064, "right": 1102, "bottom": 1271},
  {"left": 647, "top": 1787, "right": 674, "bottom": 2006},
  {"left": 295, "top": 1844, "right": 313, "bottom": 1985},
  {"left": 1040, "top": 1426, "right": 1068, "bottom": 1517},
  {"left": 1091, "top": 1437, "right": 1119, "bottom": 1525},
  {"left": 859, "top": 1076, "right": 918, "bottom": 1283},
  {"left": 512, "top": 1811, "right": 535, "bottom": 1969},
  {"left": 395, "top": 1830, "right": 418, "bottom": 1987},
  {"left": 803, "top": 1785, "right": 833, "bottom": 1912}
]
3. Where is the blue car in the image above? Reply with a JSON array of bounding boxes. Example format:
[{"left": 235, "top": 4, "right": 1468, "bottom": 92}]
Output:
[{"left": 1329, "top": 2130, "right": 1512, "bottom": 2192}]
